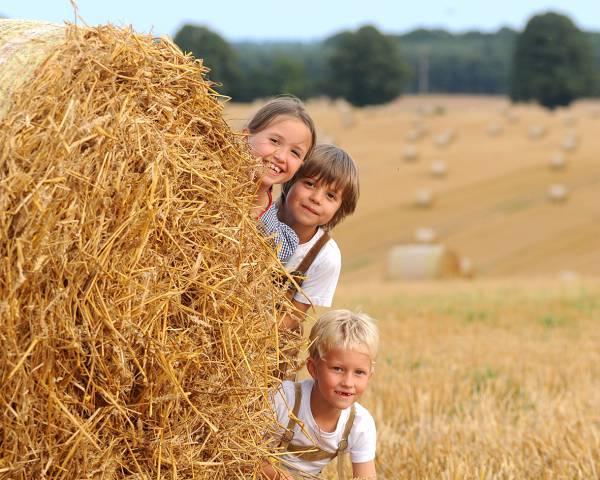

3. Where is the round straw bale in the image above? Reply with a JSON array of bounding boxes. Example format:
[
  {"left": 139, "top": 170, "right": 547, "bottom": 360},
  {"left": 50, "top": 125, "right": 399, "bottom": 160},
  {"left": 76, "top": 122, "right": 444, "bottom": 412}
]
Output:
[
  {"left": 414, "top": 227, "right": 437, "bottom": 244},
  {"left": 412, "top": 188, "right": 435, "bottom": 208},
  {"left": 429, "top": 160, "right": 447, "bottom": 178},
  {"left": 562, "top": 112, "right": 577, "bottom": 126},
  {"left": 548, "top": 184, "right": 569, "bottom": 203},
  {"left": 562, "top": 133, "right": 578, "bottom": 152},
  {"left": 434, "top": 129, "right": 455, "bottom": 148},
  {"left": 0, "top": 20, "right": 291, "bottom": 479},
  {"left": 486, "top": 122, "right": 503, "bottom": 137},
  {"left": 549, "top": 152, "right": 567, "bottom": 170},
  {"left": 501, "top": 107, "right": 519, "bottom": 123},
  {"left": 459, "top": 257, "right": 475, "bottom": 278},
  {"left": 402, "top": 144, "right": 419, "bottom": 162},
  {"left": 528, "top": 125, "right": 547, "bottom": 140},
  {"left": 387, "top": 244, "right": 460, "bottom": 280}
]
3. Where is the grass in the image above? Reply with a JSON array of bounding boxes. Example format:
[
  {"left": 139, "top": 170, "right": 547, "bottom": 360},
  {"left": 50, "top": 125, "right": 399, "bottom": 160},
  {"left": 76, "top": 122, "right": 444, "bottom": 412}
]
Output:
[{"left": 318, "top": 279, "right": 600, "bottom": 479}]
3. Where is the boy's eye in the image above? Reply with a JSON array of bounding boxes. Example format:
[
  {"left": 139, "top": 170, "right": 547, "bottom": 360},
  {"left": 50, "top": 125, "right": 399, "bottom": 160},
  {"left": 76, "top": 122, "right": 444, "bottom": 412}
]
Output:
[
  {"left": 355, "top": 370, "right": 367, "bottom": 376},
  {"left": 332, "top": 366, "right": 343, "bottom": 372},
  {"left": 304, "top": 179, "right": 315, "bottom": 187},
  {"left": 327, "top": 191, "right": 338, "bottom": 200}
]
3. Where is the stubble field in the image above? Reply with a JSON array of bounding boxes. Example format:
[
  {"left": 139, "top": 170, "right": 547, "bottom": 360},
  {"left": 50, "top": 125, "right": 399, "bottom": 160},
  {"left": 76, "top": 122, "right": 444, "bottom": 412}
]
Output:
[{"left": 225, "top": 96, "right": 600, "bottom": 479}]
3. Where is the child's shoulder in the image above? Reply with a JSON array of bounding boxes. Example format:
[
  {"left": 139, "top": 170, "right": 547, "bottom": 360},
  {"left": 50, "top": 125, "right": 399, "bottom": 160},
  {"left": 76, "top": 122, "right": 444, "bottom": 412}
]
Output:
[{"left": 348, "top": 400, "right": 377, "bottom": 439}]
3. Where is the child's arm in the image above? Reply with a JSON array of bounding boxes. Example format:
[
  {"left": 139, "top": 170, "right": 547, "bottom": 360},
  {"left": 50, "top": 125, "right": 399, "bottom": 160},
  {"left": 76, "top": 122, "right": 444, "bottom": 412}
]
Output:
[
  {"left": 280, "top": 298, "right": 310, "bottom": 331},
  {"left": 259, "top": 204, "right": 299, "bottom": 263},
  {"left": 261, "top": 463, "right": 294, "bottom": 480},
  {"left": 351, "top": 460, "right": 377, "bottom": 479}
]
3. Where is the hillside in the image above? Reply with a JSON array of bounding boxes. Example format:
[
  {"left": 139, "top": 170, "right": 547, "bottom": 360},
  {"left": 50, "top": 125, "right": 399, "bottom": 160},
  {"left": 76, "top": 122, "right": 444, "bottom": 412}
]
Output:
[{"left": 225, "top": 96, "right": 600, "bottom": 282}]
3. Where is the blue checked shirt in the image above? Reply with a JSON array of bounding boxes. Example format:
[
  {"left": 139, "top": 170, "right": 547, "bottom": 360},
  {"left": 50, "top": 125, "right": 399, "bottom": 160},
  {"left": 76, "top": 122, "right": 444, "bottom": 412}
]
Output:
[{"left": 260, "top": 203, "right": 298, "bottom": 263}]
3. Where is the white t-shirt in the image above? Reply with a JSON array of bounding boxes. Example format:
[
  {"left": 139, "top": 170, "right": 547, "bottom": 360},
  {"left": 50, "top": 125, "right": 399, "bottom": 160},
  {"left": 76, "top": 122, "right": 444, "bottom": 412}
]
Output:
[
  {"left": 271, "top": 379, "right": 376, "bottom": 476},
  {"left": 284, "top": 228, "right": 341, "bottom": 307}
]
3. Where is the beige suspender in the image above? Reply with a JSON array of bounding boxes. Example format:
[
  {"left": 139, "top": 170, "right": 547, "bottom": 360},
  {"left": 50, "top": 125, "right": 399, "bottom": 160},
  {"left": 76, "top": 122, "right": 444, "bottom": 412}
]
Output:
[{"left": 279, "top": 383, "right": 356, "bottom": 462}]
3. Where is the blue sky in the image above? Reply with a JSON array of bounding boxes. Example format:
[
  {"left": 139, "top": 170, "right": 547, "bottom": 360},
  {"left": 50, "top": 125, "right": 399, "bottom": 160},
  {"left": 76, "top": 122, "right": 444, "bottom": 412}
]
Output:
[{"left": 2, "top": 1, "right": 598, "bottom": 41}]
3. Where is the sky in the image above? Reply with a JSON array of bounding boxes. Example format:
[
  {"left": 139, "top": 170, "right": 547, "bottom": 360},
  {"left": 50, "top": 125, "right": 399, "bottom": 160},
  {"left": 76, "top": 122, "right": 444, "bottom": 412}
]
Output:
[{"left": 1, "top": 1, "right": 598, "bottom": 41}]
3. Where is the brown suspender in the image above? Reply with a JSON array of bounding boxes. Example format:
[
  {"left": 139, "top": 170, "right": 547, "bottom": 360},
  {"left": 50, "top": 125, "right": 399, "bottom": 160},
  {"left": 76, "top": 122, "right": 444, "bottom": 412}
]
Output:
[
  {"left": 279, "top": 383, "right": 356, "bottom": 462},
  {"left": 286, "top": 232, "right": 331, "bottom": 298}
]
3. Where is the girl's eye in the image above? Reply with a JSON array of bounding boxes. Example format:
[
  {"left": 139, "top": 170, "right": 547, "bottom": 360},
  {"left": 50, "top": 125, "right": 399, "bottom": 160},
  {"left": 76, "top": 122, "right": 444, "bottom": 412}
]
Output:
[
  {"left": 270, "top": 137, "right": 279, "bottom": 144},
  {"left": 292, "top": 149, "right": 302, "bottom": 158}
]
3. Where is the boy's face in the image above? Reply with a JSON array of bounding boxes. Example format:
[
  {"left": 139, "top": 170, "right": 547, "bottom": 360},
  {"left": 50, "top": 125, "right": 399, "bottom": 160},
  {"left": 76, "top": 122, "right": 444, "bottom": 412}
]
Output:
[
  {"left": 307, "top": 347, "right": 373, "bottom": 412},
  {"left": 283, "top": 177, "right": 343, "bottom": 233}
]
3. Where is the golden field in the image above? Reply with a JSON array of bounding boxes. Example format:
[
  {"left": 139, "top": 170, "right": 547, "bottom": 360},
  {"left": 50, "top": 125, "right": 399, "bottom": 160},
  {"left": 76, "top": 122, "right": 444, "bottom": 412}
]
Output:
[{"left": 226, "top": 96, "right": 600, "bottom": 479}]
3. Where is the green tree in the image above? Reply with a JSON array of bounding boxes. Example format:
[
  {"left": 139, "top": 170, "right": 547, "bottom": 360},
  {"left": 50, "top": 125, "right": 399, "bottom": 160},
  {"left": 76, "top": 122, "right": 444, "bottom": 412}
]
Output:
[
  {"left": 325, "top": 25, "right": 410, "bottom": 106},
  {"left": 173, "top": 24, "right": 241, "bottom": 97},
  {"left": 510, "top": 12, "right": 595, "bottom": 109}
]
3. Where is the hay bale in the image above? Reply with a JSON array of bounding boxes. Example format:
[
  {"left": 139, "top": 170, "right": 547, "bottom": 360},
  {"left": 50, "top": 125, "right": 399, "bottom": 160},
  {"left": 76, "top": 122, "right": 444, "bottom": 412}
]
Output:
[
  {"left": 486, "top": 122, "right": 503, "bottom": 137},
  {"left": 528, "top": 125, "right": 547, "bottom": 140},
  {"left": 429, "top": 160, "right": 448, "bottom": 178},
  {"left": 562, "top": 133, "right": 578, "bottom": 152},
  {"left": 412, "top": 188, "right": 435, "bottom": 208},
  {"left": 434, "top": 129, "right": 455, "bottom": 148},
  {"left": 549, "top": 152, "right": 567, "bottom": 170},
  {"left": 459, "top": 257, "right": 475, "bottom": 278},
  {"left": 402, "top": 145, "right": 419, "bottom": 162},
  {"left": 387, "top": 244, "right": 460, "bottom": 280},
  {"left": 414, "top": 227, "right": 437, "bottom": 244},
  {"left": 548, "top": 184, "right": 569, "bottom": 203},
  {"left": 0, "top": 19, "right": 290, "bottom": 479}
]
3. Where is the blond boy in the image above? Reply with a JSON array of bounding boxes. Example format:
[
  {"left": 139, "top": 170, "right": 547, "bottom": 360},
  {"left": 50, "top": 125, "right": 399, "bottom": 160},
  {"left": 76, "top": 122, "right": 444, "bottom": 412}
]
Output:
[{"left": 264, "top": 310, "right": 379, "bottom": 479}]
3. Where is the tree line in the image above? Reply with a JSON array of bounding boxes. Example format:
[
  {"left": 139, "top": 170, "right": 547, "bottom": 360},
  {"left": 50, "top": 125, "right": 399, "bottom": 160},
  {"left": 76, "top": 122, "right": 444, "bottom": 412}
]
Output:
[{"left": 173, "top": 13, "right": 599, "bottom": 109}]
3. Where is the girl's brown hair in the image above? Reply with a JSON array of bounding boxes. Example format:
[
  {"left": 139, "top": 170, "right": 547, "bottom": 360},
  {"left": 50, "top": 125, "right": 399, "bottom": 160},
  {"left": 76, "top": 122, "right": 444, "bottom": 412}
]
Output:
[{"left": 246, "top": 95, "right": 316, "bottom": 160}]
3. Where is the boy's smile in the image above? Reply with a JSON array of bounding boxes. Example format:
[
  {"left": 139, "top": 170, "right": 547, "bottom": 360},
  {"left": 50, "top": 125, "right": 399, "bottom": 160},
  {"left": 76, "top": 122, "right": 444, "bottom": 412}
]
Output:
[
  {"left": 281, "top": 177, "right": 343, "bottom": 242},
  {"left": 307, "top": 347, "right": 373, "bottom": 424}
]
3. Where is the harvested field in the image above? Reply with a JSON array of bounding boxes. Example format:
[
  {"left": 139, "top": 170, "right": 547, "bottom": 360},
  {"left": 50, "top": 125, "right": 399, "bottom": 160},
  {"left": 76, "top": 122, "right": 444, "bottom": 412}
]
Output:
[{"left": 324, "top": 278, "right": 600, "bottom": 479}]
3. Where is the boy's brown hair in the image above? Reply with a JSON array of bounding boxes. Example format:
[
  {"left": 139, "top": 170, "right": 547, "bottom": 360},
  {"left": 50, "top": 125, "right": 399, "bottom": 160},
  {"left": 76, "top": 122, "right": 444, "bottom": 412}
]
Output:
[{"left": 281, "top": 144, "right": 359, "bottom": 230}]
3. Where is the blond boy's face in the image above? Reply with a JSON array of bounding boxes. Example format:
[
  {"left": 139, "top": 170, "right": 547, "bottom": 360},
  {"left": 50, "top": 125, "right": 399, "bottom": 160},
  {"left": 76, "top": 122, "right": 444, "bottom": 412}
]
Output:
[{"left": 307, "top": 347, "right": 373, "bottom": 412}]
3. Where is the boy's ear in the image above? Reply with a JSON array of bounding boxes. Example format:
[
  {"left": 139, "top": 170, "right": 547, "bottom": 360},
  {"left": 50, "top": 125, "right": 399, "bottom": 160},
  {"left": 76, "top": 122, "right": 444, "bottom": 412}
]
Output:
[{"left": 306, "top": 356, "right": 318, "bottom": 380}]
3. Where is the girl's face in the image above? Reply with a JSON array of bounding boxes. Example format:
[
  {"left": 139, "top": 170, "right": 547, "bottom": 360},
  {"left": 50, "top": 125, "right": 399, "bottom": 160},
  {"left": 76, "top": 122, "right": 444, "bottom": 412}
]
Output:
[{"left": 246, "top": 115, "right": 312, "bottom": 188}]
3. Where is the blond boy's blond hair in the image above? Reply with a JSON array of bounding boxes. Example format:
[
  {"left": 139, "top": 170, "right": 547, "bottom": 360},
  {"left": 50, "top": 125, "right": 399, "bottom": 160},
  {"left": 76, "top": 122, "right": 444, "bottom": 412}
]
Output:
[{"left": 308, "top": 309, "right": 378, "bottom": 365}]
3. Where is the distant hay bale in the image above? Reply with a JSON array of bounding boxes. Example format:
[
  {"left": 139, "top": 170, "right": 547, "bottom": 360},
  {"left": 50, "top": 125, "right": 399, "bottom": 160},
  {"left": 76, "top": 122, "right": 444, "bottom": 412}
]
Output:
[
  {"left": 504, "top": 110, "right": 519, "bottom": 123},
  {"left": 414, "top": 227, "right": 437, "bottom": 244},
  {"left": 429, "top": 160, "right": 448, "bottom": 178},
  {"left": 562, "top": 113, "right": 577, "bottom": 126},
  {"left": 459, "top": 257, "right": 475, "bottom": 278},
  {"left": 412, "top": 188, "right": 435, "bottom": 208},
  {"left": 561, "top": 133, "right": 578, "bottom": 152},
  {"left": 486, "top": 122, "right": 503, "bottom": 137},
  {"left": 434, "top": 129, "right": 455, "bottom": 148},
  {"left": 528, "top": 125, "right": 547, "bottom": 140},
  {"left": 402, "top": 145, "right": 419, "bottom": 162},
  {"left": 548, "top": 184, "right": 569, "bottom": 203},
  {"left": 0, "top": 19, "right": 291, "bottom": 479},
  {"left": 405, "top": 123, "right": 428, "bottom": 142},
  {"left": 387, "top": 244, "right": 460, "bottom": 280},
  {"left": 336, "top": 99, "right": 355, "bottom": 128},
  {"left": 549, "top": 152, "right": 567, "bottom": 170}
]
